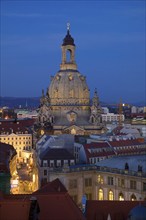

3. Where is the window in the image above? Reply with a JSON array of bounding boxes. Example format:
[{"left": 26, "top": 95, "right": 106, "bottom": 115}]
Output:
[
  {"left": 108, "top": 190, "right": 114, "bottom": 200},
  {"left": 118, "top": 178, "right": 125, "bottom": 188},
  {"left": 57, "top": 160, "right": 61, "bottom": 167},
  {"left": 108, "top": 176, "right": 114, "bottom": 185},
  {"left": 86, "top": 193, "right": 92, "bottom": 200},
  {"left": 143, "top": 182, "right": 146, "bottom": 191},
  {"left": 43, "top": 160, "right": 48, "bottom": 167},
  {"left": 98, "top": 188, "right": 103, "bottom": 200},
  {"left": 119, "top": 192, "right": 124, "bottom": 201},
  {"left": 97, "top": 175, "right": 104, "bottom": 184},
  {"left": 44, "top": 170, "right": 47, "bottom": 176},
  {"left": 70, "top": 160, "right": 75, "bottom": 165},
  {"left": 69, "top": 179, "right": 77, "bottom": 189},
  {"left": 64, "top": 160, "right": 68, "bottom": 165},
  {"left": 85, "top": 178, "right": 92, "bottom": 187},
  {"left": 130, "top": 180, "right": 136, "bottom": 190},
  {"left": 50, "top": 160, "right": 54, "bottom": 167},
  {"left": 131, "top": 194, "right": 136, "bottom": 201}
]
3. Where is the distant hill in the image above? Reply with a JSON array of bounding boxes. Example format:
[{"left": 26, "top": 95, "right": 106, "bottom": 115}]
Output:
[
  {"left": 0, "top": 97, "right": 40, "bottom": 108},
  {"left": 0, "top": 97, "right": 145, "bottom": 109}
]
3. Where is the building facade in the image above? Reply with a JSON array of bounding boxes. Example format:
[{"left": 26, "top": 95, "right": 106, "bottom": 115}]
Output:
[
  {"left": 0, "top": 119, "right": 33, "bottom": 164},
  {"left": 36, "top": 164, "right": 146, "bottom": 206},
  {"left": 101, "top": 113, "right": 125, "bottom": 122}
]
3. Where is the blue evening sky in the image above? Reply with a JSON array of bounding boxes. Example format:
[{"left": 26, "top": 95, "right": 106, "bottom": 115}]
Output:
[{"left": 1, "top": 0, "right": 145, "bottom": 104}]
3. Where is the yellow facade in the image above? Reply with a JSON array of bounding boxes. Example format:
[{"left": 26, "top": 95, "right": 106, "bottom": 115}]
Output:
[{"left": 0, "top": 133, "right": 33, "bottom": 163}]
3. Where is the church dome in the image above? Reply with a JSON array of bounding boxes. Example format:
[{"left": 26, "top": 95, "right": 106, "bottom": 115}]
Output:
[
  {"left": 48, "top": 25, "right": 90, "bottom": 106},
  {"left": 48, "top": 70, "right": 90, "bottom": 105},
  {"left": 128, "top": 204, "right": 146, "bottom": 220}
]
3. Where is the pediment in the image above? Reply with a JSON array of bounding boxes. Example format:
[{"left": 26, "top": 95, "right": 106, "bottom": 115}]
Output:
[
  {"left": 63, "top": 125, "right": 85, "bottom": 135},
  {"left": 8, "top": 133, "right": 18, "bottom": 137}
]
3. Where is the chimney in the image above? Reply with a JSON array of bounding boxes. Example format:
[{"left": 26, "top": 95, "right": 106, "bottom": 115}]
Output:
[
  {"left": 124, "top": 162, "right": 129, "bottom": 174},
  {"left": 137, "top": 165, "right": 143, "bottom": 176},
  {"left": 29, "top": 196, "right": 40, "bottom": 220}
]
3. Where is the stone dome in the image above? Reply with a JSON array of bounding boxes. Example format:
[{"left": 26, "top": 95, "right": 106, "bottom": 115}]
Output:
[
  {"left": 48, "top": 70, "right": 90, "bottom": 105},
  {"left": 48, "top": 26, "right": 90, "bottom": 106},
  {"left": 128, "top": 204, "right": 146, "bottom": 220}
]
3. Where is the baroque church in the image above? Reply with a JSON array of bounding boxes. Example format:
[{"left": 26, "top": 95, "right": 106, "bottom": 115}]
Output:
[{"left": 36, "top": 25, "right": 105, "bottom": 135}]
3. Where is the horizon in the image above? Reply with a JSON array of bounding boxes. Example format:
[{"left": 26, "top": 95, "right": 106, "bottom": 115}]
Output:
[{"left": 1, "top": 1, "right": 145, "bottom": 104}]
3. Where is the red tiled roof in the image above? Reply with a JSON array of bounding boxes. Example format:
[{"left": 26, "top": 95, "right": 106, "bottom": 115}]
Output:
[
  {"left": 84, "top": 142, "right": 110, "bottom": 149},
  {"left": 109, "top": 139, "right": 143, "bottom": 147},
  {"left": 0, "top": 179, "right": 85, "bottom": 220},
  {"left": 33, "top": 178, "right": 67, "bottom": 194},
  {"left": 0, "top": 118, "right": 34, "bottom": 134},
  {"left": 86, "top": 200, "right": 146, "bottom": 220},
  {"left": 84, "top": 147, "right": 115, "bottom": 160}
]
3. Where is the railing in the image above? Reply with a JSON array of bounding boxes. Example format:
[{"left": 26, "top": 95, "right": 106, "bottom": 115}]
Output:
[{"left": 47, "top": 164, "right": 146, "bottom": 177}]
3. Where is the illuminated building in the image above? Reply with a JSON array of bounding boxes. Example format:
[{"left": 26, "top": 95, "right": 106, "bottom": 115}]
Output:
[
  {"left": 0, "top": 107, "right": 17, "bottom": 119},
  {"left": 0, "top": 119, "right": 33, "bottom": 164},
  {"left": 36, "top": 25, "right": 105, "bottom": 135},
  {"left": 101, "top": 113, "right": 125, "bottom": 122},
  {"left": 43, "top": 162, "right": 146, "bottom": 205}
]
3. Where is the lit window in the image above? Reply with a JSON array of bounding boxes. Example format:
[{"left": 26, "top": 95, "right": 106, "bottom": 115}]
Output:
[
  {"left": 98, "top": 188, "right": 103, "bottom": 200},
  {"left": 131, "top": 194, "right": 136, "bottom": 201},
  {"left": 119, "top": 192, "right": 124, "bottom": 201},
  {"left": 108, "top": 190, "right": 114, "bottom": 200},
  {"left": 97, "top": 175, "right": 104, "bottom": 184}
]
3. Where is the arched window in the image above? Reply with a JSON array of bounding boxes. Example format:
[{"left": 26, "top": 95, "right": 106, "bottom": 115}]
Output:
[
  {"left": 91, "top": 116, "right": 94, "bottom": 123},
  {"left": 119, "top": 192, "right": 124, "bottom": 201},
  {"left": 108, "top": 190, "right": 114, "bottom": 200},
  {"left": 97, "top": 175, "right": 104, "bottom": 184},
  {"left": 98, "top": 188, "right": 103, "bottom": 200},
  {"left": 131, "top": 194, "right": 136, "bottom": 201},
  {"left": 71, "top": 128, "right": 76, "bottom": 135},
  {"left": 66, "top": 49, "right": 71, "bottom": 63}
]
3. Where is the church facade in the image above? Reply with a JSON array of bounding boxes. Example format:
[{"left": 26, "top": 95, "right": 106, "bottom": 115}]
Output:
[{"left": 36, "top": 26, "right": 105, "bottom": 135}]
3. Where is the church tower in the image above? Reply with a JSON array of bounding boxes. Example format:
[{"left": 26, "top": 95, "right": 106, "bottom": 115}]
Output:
[{"left": 60, "top": 23, "right": 77, "bottom": 71}]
